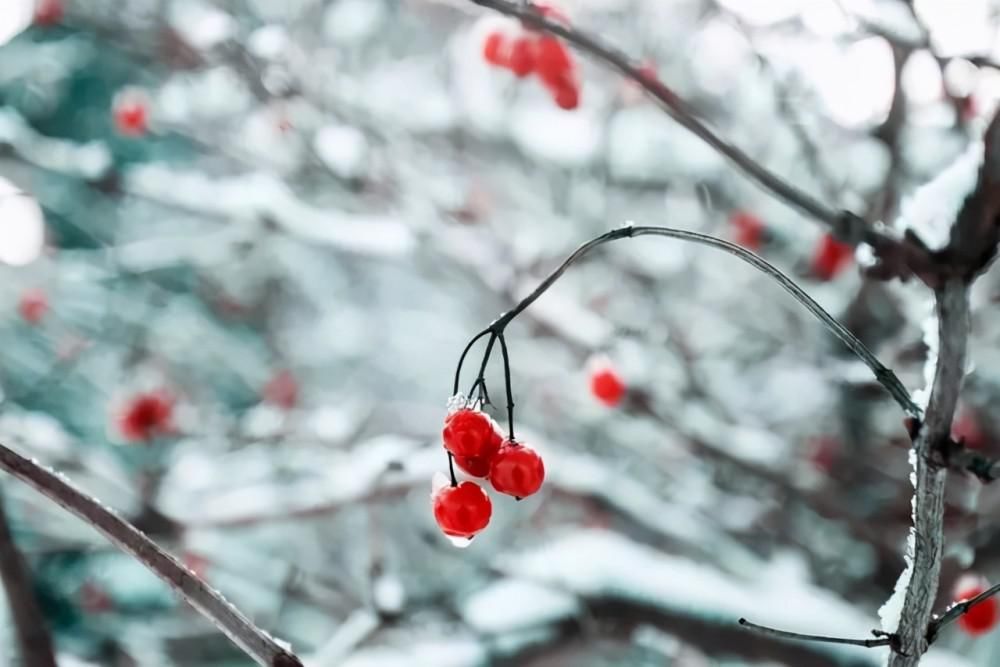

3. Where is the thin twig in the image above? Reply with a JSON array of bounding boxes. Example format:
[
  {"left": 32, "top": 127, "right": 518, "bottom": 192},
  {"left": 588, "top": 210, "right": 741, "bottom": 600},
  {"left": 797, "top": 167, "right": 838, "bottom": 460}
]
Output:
[
  {"left": 0, "top": 441, "right": 303, "bottom": 667},
  {"left": 738, "top": 618, "right": 894, "bottom": 649},
  {"left": 466, "top": 225, "right": 918, "bottom": 417},
  {"left": 0, "top": 493, "right": 57, "bottom": 667},
  {"left": 928, "top": 582, "right": 1000, "bottom": 641}
]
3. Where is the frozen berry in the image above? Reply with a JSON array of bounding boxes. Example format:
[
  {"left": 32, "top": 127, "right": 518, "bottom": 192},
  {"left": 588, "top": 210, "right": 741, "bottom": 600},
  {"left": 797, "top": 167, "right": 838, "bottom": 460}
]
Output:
[
  {"left": 18, "top": 288, "right": 48, "bottom": 324},
  {"left": 483, "top": 31, "right": 507, "bottom": 66},
  {"left": 812, "top": 234, "right": 853, "bottom": 281},
  {"left": 113, "top": 89, "right": 149, "bottom": 137},
  {"left": 443, "top": 408, "right": 496, "bottom": 459},
  {"left": 590, "top": 365, "right": 626, "bottom": 407},
  {"left": 432, "top": 481, "right": 492, "bottom": 538},
  {"left": 263, "top": 369, "right": 298, "bottom": 410},
  {"left": 953, "top": 409, "right": 986, "bottom": 450},
  {"left": 118, "top": 392, "right": 174, "bottom": 442},
  {"left": 454, "top": 422, "right": 503, "bottom": 477},
  {"left": 490, "top": 441, "right": 545, "bottom": 498},
  {"left": 535, "top": 36, "right": 572, "bottom": 87},
  {"left": 730, "top": 211, "right": 766, "bottom": 251},
  {"left": 508, "top": 36, "right": 536, "bottom": 77},
  {"left": 34, "top": 0, "right": 63, "bottom": 26},
  {"left": 552, "top": 82, "right": 579, "bottom": 110},
  {"left": 954, "top": 578, "right": 999, "bottom": 636}
]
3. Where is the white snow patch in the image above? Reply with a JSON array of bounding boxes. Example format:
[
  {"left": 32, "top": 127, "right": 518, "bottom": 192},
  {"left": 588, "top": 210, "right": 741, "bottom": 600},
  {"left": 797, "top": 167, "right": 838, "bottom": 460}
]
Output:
[
  {"left": 896, "top": 140, "right": 982, "bottom": 250},
  {"left": 323, "top": 0, "right": 386, "bottom": 46},
  {"left": 462, "top": 579, "right": 579, "bottom": 634},
  {"left": 314, "top": 125, "right": 368, "bottom": 180},
  {"left": 373, "top": 575, "right": 406, "bottom": 615},
  {"left": 509, "top": 104, "right": 603, "bottom": 168},
  {"left": 337, "top": 637, "right": 486, "bottom": 667},
  {"left": 248, "top": 25, "right": 289, "bottom": 60},
  {"left": 169, "top": 0, "right": 236, "bottom": 50}
]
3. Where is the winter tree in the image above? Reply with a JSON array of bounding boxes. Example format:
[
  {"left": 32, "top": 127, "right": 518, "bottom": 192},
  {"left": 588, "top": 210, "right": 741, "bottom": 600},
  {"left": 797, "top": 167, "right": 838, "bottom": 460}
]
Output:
[{"left": 2, "top": 0, "right": 1000, "bottom": 666}]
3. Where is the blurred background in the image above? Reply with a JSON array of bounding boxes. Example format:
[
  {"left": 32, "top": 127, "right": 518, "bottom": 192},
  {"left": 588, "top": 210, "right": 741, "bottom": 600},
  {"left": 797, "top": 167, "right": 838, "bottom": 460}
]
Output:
[{"left": 2, "top": 0, "right": 1000, "bottom": 665}]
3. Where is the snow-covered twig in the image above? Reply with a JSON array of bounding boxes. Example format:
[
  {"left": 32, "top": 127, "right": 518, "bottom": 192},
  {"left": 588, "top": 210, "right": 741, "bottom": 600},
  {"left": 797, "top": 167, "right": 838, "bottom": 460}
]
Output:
[
  {"left": 0, "top": 493, "right": 57, "bottom": 667},
  {"left": 888, "top": 281, "right": 969, "bottom": 666},
  {"left": 0, "top": 441, "right": 303, "bottom": 667}
]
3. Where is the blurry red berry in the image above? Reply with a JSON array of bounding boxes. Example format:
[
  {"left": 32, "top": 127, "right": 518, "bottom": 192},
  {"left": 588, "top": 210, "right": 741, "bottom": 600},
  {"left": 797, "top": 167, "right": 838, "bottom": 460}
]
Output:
[
  {"left": 807, "top": 436, "right": 839, "bottom": 473},
  {"left": 483, "top": 31, "right": 507, "bottom": 66},
  {"left": 553, "top": 82, "right": 580, "bottom": 110},
  {"left": 18, "top": 288, "right": 48, "bottom": 324},
  {"left": 811, "top": 234, "right": 853, "bottom": 281},
  {"left": 443, "top": 408, "right": 496, "bottom": 459},
  {"left": 432, "top": 481, "right": 492, "bottom": 538},
  {"left": 490, "top": 442, "right": 545, "bottom": 498},
  {"left": 34, "top": 0, "right": 63, "bottom": 26},
  {"left": 113, "top": 90, "right": 149, "bottom": 137},
  {"left": 590, "top": 366, "right": 626, "bottom": 407},
  {"left": 730, "top": 211, "right": 766, "bottom": 251},
  {"left": 263, "top": 369, "right": 298, "bottom": 410},
  {"left": 535, "top": 37, "right": 572, "bottom": 86},
  {"left": 953, "top": 409, "right": 986, "bottom": 449},
  {"left": 79, "top": 581, "right": 113, "bottom": 614},
  {"left": 508, "top": 36, "right": 536, "bottom": 77},
  {"left": 118, "top": 392, "right": 174, "bottom": 442},
  {"left": 955, "top": 581, "right": 999, "bottom": 636}
]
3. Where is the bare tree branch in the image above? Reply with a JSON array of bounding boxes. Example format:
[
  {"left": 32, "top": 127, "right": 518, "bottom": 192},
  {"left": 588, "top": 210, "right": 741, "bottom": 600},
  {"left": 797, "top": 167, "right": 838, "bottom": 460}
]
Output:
[
  {"left": 0, "top": 442, "right": 303, "bottom": 667},
  {"left": 464, "top": 0, "right": 928, "bottom": 281},
  {"left": 738, "top": 618, "right": 895, "bottom": 649},
  {"left": 0, "top": 493, "right": 57, "bottom": 667},
  {"left": 889, "top": 280, "right": 969, "bottom": 666}
]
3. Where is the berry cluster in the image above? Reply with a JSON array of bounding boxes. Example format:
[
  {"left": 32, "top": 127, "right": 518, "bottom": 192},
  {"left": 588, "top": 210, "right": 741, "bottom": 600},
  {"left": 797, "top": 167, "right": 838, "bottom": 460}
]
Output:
[
  {"left": 432, "top": 405, "right": 545, "bottom": 540},
  {"left": 482, "top": 6, "right": 580, "bottom": 110}
]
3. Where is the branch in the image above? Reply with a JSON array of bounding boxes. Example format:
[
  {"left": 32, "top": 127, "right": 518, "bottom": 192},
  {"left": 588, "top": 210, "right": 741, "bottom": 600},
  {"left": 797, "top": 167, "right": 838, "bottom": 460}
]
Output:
[
  {"left": 457, "top": 225, "right": 919, "bottom": 418},
  {"left": 0, "top": 442, "right": 303, "bottom": 667},
  {"left": 465, "top": 0, "right": 918, "bottom": 269},
  {"left": 0, "top": 493, "right": 57, "bottom": 667},
  {"left": 888, "top": 280, "right": 970, "bottom": 666},
  {"left": 738, "top": 618, "right": 896, "bottom": 650},
  {"left": 928, "top": 582, "right": 1000, "bottom": 642}
]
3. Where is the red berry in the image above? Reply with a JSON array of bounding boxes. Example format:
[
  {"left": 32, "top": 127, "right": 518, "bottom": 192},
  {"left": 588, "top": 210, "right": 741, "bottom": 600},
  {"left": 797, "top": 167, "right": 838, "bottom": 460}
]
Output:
[
  {"left": 263, "top": 369, "right": 298, "bottom": 410},
  {"left": 508, "top": 36, "right": 536, "bottom": 77},
  {"left": 535, "top": 37, "right": 572, "bottom": 86},
  {"left": 811, "top": 234, "right": 853, "bottom": 281},
  {"left": 590, "top": 366, "right": 626, "bottom": 407},
  {"left": 483, "top": 31, "right": 507, "bottom": 66},
  {"left": 552, "top": 82, "right": 580, "bottom": 110},
  {"left": 34, "top": 0, "right": 63, "bottom": 26},
  {"left": 113, "top": 90, "right": 149, "bottom": 137},
  {"left": 807, "top": 436, "right": 839, "bottom": 473},
  {"left": 955, "top": 581, "right": 999, "bottom": 636},
  {"left": 953, "top": 409, "right": 986, "bottom": 449},
  {"left": 443, "top": 408, "right": 496, "bottom": 459},
  {"left": 490, "top": 442, "right": 545, "bottom": 498},
  {"left": 432, "top": 481, "right": 492, "bottom": 538},
  {"left": 730, "top": 211, "right": 766, "bottom": 251},
  {"left": 454, "top": 423, "right": 503, "bottom": 477},
  {"left": 118, "top": 392, "right": 174, "bottom": 442},
  {"left": 18, "top": 288, "right": 48, "bottom": 324},
  {"left": 78, "top": 581, "right": 113, "bottom": 613}
]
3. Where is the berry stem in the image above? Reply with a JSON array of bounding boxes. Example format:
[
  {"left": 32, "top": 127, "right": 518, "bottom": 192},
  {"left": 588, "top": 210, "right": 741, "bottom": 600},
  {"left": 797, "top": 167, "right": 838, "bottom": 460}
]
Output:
[
  {"left": 498, "top": 332, "right": 516, "bottom": 441},
  {"left": 453, "top": 328, "right": 492, "bottom": 395},
  {"left": 447, "top": 452, "right": 458, "bottom": 487}
]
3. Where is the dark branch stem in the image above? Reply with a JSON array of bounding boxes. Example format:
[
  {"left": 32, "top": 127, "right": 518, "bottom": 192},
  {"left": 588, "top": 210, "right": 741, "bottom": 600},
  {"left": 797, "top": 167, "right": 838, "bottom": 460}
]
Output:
[
  {"left": 0, "top": 493, "right": 57, "bottom": 667},
  {"left": 0, "top": 442, "right": 303, "bottom": 667},
  {"left": 738, "top": 618, "right": 894, "bottom": 649},
  {"left": 462, "top": 225, "right": 918, "bottom": 417},
  {"left": 497, "top": 332, "right": 516, "bottom": 441}
]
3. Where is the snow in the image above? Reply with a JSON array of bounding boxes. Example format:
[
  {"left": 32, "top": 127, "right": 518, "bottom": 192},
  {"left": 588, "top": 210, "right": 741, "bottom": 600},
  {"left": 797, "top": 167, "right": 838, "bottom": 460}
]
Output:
[
  {"left": 169, "top": 0, "right": 236, "bottom": 51},
  {"left": 322, "top": 0, "right": 387, "bottom": 46},
  {"left": 314, "top": 125, "right": 369, "bottom": 180},
  {"left": 462, "top": 579, "right": 579, "bottom": 634},
  {"left": 0, "top": 109, "right": 112, "bottom": 181},
  {"left": 510, "top": 103, "right": 603, "bottom": 168},
  {"left": 879, "top": 448, "right": 919, "bottom": 632},
  {"left": 896, "top": 139, "right": 982, "bottom": 251},
  {"left": 248, "top": 25, "right": 289, "bottom": 60},
  {"left": 0, "top": 0, "right": 32, "bottom": 48},
  {"left": 124, "top": 167, "right": 415, "bottom": 257},
  {"left": 373, "top": 575, "right": 406, "bottom": 615},
  {"left": 0, "top": 176, "right": 44, "bottom": 266},
  {"left": 338, "top": 636, "right": 486, "bottom": 667}
]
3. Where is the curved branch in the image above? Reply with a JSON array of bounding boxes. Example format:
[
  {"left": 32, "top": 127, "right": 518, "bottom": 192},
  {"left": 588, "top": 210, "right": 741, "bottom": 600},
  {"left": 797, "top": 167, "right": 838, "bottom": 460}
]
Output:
[
  {"left": 0, "top": 442, "right": 303, "bottom": 667},
  {"left": 478, "top": 225, "right": 919, "bottom": 417}
]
